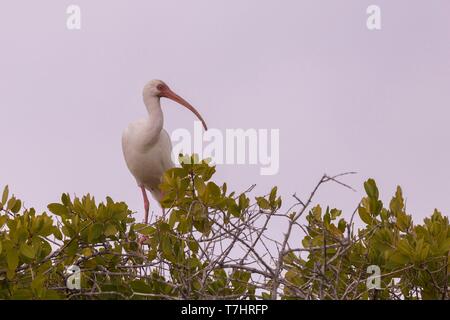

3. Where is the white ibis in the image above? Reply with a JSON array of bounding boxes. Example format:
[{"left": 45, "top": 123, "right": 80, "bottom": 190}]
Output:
[{"left": 122, "top": 80, "right": 208, "bottom": 226}]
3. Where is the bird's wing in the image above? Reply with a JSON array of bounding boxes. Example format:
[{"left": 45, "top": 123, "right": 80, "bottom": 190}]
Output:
[{"left": 159, "top": 129, "right": 175, "bottom": 171}]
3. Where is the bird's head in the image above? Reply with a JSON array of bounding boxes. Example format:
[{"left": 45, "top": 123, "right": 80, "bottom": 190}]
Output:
[{"left": 143, "top": 79, "right": 208, "bottom": 130}]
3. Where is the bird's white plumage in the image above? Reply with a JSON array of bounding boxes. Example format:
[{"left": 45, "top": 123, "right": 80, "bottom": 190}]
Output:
[
  {"left": 122, "top": 79, "right": 206, "bottom": 225},
  {"left": 122, "top": 118, "right": 174, "bottom": 201},
  {"left": 122, "top": 80, "right": 175, "bottom": 203}
]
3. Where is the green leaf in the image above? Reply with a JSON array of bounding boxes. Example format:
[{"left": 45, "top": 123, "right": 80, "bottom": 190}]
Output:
[
  {"left": 206, "top": 182, "right": 221, "bottom": 198},
  {"left": 187, "top": 239, "right": 199, "bottom": 253},
  {"left": 358, "top": 207, "right": 373, "bottom": 225},
  {"left": 88, "top": 223, "right": 103, "bottom": 242},
  {"left": 11, "top": 199, "right": 21, "bottom": 214},
  {"left": 20, "top": 243, "right": 36, "bottom": 259},
  {"left": 104, "top": 223, "right": 118, "bottom": 237},
  {"left": 61, "top": 193, "right": 71, "bottom": 206},
  {"left": 11, "top": 289, "right": 33, "bottom": 300},
  {"left": 256, "top": 197, "right": 270, "bottom": 210},
  {"left": 269, "top": 186, "right": 278, "bottom": 203},
  {"left": 135, "top": 223, "right": 154, "bottom": 236},
  {"left": 228, "top": 201, "right": 241, "bottom": 218},
  {"left": 330, "top": 209, "right": 342, "bottom": 219},
  {"left": 261, "top": 292, "right": 271, "bottom": 300},
  {"left": 396, "top": 212, "right": 411, "bottom": 232},
  {"left": 239, "top": 194, "right": 249, "bottom": 210},
  {"left": 6, "top": 197, "right": 16, "bottom": 211},
  {"left": 53, "top": 227, "right": 63, "bottom": 240},
  {"left": 389, "top": 186, "right": 404, "bottom": 215},
  {"left": 438, "top": 238, "right": 450, "bottom": 254},
  {"left": 324, "top": 208, "right": 331, "bottom": 226},
  {"left": 364, "top": 179, "right": 379, "bottom": 199},
  {"left": 47, "top": 203, "right": 68, "bottom": 216},
  {"left": 159, "top": 223, "right": 170, "bottom": 233},
  {"left": 388, "top": 252, "right": 409, "bottom": 266},
  {"left": 397, "top": 239, "right": 413, "bottom": 256},
  {"left": 65, "top": 240, "right": 78, "bottom": 256},
  {"left": 82, "top": 247, "right": 93, "bottom": 257},
  {"left": 1, "top": 185, "right": 9, "bottom": 204},
  {"left": 7, "top": 249, "right": 19, "bottom": 271},
  {"left": 0, "top": 215, "right": 7, "bottom": 228},
  {"left": 31, "top": 275, "right": 46, "bottom": 297},
  {"left": 131, "top": 280, "right": 153, "bottom": 293},
  {"left": 194, "top": 177, "right": 206, "bottom": 196},
  {"left": 338, "top": 219, "right": 347, "bottom": 232},
  {"left": 147, "top": 249, "right": 157, "bottom": 261},
  {"left": 61, "top": 226, "right": 73, "bottom": 238},
  {"left": 311, "top": 205, "right": 322, "bottom": 221},
  {"left": 161, "top": 235, "right": 172, "bottom": 258}
]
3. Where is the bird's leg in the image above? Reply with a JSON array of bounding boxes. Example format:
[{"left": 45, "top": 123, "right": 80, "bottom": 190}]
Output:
[
  {"left": 138, "top": 186, "right": 150, "bottom": 246},
  {"left": 160, "top": 190, "right": 166, "bottom": 219},
  {"left": 141, "top": 186, "right": 150, "bottom": 224}
]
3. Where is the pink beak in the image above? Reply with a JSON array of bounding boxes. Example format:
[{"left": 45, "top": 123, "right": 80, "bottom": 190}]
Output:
[{"left": 162, "top": 88, "right": 208, "bottom": 131}]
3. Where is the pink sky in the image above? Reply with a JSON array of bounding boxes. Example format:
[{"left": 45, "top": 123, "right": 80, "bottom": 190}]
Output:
[{"left": 1, "top": 1, "right": 450, "bottom": 225}]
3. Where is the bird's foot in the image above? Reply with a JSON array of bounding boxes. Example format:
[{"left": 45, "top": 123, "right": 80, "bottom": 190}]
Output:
[{"left": 138, "top": 234, "right": 149, "bottom": 246}]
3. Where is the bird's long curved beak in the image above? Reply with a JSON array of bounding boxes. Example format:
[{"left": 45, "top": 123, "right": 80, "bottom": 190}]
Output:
[{"left": 163, "top": 89, "right": 208, "bottom": 130}]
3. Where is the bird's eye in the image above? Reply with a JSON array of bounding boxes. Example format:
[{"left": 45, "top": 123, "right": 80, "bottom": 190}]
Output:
[{"left": 157, "top": 84, "right": 164, "bottom": 91}]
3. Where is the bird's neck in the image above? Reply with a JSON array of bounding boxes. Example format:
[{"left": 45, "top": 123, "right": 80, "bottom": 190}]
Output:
[{"left": 144, "top": 96, "right": 164, "bottom": 143}]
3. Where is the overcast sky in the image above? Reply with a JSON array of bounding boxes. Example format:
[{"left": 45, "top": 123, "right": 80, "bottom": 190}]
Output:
[{"left": 1, "top": 1, "right": 449, "bottom": 226}]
